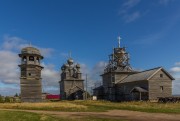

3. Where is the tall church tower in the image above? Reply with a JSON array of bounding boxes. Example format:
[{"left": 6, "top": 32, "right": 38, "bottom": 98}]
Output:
[
  {"left": 19, "top": 46, "right": 43, "bottom": 102},
  {"left": 59, "top": 58, "right": 84, "bottom": 100},
  {"left": 102, "top": 36, "right": 137, "bottom": 100}
]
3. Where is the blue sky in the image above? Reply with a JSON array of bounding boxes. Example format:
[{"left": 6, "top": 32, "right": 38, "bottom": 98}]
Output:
[{"left": 0, "top": 0, "right": 180, "bottom": 95}]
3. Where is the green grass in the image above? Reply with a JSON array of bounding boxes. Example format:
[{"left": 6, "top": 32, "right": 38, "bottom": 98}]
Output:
[
  {"left": 76, "top": 117, "right": 128, "bottom": 121},
  {"left": 0, "top": 110, "right": 60, "bottom": 121},
  {"left": 1, "top": 101, "right": 179, "bottom": 121},
  {"left": 71, "top": 100, "right": 180, "bottom": 113},
  {"left": 1, "top": 100, "right": 180, "bottom": 113},
  {"left": 0, "top": 110, "right": 127, "bottom": 121}
]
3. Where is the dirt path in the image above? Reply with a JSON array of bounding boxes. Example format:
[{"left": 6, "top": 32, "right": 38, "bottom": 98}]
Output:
[{"left": 1, "top": 109, "right": 180, "bottom": 121}]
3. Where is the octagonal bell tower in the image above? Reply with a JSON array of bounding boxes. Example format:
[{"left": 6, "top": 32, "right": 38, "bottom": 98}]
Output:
[{"left": 19, "top": 46, "right": 44, "bottom": 102}]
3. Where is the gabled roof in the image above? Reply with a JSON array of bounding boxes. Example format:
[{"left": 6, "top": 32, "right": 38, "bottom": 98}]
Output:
[
  {"left": 120, "top": 67, "right": 174, "bottom": 83},
  {"left": 68, "top": 85, "right": 85, "bottom": 92},
  {"left": 130, "top": 87, "right": 148, "bottom": 93}
]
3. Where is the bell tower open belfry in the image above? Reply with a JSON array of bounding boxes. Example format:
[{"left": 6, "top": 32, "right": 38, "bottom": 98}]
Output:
[{"left": 19, "top": 46, "right": 44, "bottom": 102}]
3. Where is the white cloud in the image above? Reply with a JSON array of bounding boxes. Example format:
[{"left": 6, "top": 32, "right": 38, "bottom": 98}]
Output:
[
  {"left": 41, "top": 63, "right": 60, "bottom": 94},
  {"left": 170, "top": 67, "right": 180, "bottom": 73},
  {"left": 122, "top": 0, "right": 141, "bottom": 10},
  {"left": 169, "top": 62, "right": 180, "bottom": 95},
  {"left": 0, "top": 50, "right": 19, "bottom": 84},
  {"left": 2, "top": 35, "right": 28, "bottom": 50},
  {"left": 119, "top": 0, "right": 174, "bottom": 23},
  {"left": 170, "top": 62, "right": 180, "bottom": 75},
  {"left": 123, "top": 11, "right": 140, "bottom": 23},
  {"left": 173, "top": 79, "right": 180, "bottom": 95},
  {"left": 175, "top": 62, "right": 180, "bottom": 66},
  {"left": 91, "top": 61, "right": 107, "bottom": 76},
  {"left": 42, "top": 63, "right": 60, "bottom": 88},
  {"left": 38, "top": 48, "right": 54, "bottom": 58},
  {"left": 80, "top": 61, "right": 107, "bottom": 92},
  {"left": 119, "top": 0, "right": 141, "bottom": 23}
]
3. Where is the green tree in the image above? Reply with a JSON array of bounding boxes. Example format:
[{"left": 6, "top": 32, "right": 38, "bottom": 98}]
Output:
[
  {"left": 0, "top": 95, "right": 4, "bottom": 103},
  {"left": 14, "top": 93, "right": 18, "bottom": 97},
  {"left": 5, "top": 96, "right": 10, "bottom": 102}
]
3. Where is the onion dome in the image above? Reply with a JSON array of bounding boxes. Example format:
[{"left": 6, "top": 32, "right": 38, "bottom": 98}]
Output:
[
  {"left": 76, "top": 64, "right": 80, "bottom": 68},
  {"left": 67, "top": 58, "right": 74, "bottom": 65}
]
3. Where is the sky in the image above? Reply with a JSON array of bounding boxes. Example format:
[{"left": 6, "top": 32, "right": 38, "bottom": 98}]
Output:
[{"left": 0, "top": 0, "right": 180, "bottom": 96}]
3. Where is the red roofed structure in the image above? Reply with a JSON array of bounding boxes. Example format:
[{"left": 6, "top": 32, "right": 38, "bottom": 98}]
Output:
[{"left": 46, "top": 94, "right": 60, "bottom": 100}]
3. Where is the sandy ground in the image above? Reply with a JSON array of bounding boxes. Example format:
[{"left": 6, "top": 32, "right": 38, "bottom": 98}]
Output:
[{"left": 1, "top": 109, "right": 180, "bottom": 121}]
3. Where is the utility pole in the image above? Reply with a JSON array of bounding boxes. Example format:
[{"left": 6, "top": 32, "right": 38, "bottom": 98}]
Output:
[{"left": 85, "top": 74, "right": 88, "bottom": 100}]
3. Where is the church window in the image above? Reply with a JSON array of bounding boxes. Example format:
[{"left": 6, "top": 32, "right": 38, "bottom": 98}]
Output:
[
  {"left": 160, "top": 86, "right": 163, "bottom": 92},
  {"left": 36, "top": 57, "right": 40, "bottom": 63},
  {"left": 111, "top": 76, "right": 115, "bottom": 84},
  {"left": 123, "top": 86, "right": 126, "bottom": 92},
  {"left": 23, "top": 56, "right": 27, "bottom": 62},
  {"left": 160, "top": 74, "right": 163, "bottom": 78}
]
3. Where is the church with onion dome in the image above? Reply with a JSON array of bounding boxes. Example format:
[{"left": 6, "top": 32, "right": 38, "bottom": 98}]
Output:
[{"left": 59, "top": 58, "right": 85, "bottom": 100}]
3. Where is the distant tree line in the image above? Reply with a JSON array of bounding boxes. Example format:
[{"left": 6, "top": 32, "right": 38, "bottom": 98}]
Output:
[{"left": 0, "top": 93, "right": 20, "bottom": 103}]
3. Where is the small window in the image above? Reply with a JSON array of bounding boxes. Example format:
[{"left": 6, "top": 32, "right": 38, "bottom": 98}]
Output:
[
  {"left": 112, "top": 76, "right": 115, "bottom": 83},
  {"left": 123, "top": 86, "right": 126, "bottom": 91},
  {"left": 160, "top": 86, "right": 163, "bottom": 92},
  {"left": 23, "top": 56, "right": 27, "bottom": 62},
  {"left": 160, "top": 74, "right": 163, "bottom": 78},
  {"left": 36, "top": 57, "right": 39, "bottom": 61},
  {"left": 29, "top": 56, "right": 34, "bottom": 61},
  {"left": 29, "top": 73, "right": 31, "bottom": 76}
]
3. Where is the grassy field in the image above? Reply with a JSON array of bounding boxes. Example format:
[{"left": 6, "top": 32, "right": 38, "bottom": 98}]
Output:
[
  {"left": 0, "top": 110, "right": 59, "bottom": 121},
  {"left": 0, "top": 100, "right": 180, "bottom": 113},
  {"left": 0, "top": 110, "right": 127, "bottom": 121}
]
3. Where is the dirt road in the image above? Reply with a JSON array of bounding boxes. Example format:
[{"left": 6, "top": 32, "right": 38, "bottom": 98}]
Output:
[{"left": 1, "top": 109, "right": 180, "bottom": 121}]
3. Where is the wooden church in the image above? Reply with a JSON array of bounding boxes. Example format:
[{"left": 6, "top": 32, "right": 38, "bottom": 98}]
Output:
[
  {"left": 59, "top": 58, "right": 85, "bottom": 100},
  {"left": 93, "top": 37, "right": 174, "bottom": 101}
]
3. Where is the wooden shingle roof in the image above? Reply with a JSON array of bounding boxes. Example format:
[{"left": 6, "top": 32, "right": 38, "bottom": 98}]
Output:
[{"left": 120, "top": 67, "right": 174, "bottom": 83}]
